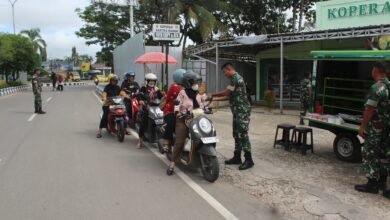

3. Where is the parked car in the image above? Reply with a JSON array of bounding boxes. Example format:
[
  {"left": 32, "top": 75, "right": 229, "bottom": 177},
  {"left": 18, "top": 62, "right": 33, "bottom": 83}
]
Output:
[{"left": 72, "top": 72, "right": 81, "bottom": 82}]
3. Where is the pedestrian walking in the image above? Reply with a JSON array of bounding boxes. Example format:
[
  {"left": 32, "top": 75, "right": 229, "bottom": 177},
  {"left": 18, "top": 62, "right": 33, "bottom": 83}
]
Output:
[
  {"left": 57, "top": 74, "right": 64, "bottom": 91},
  {"left": 50, "top": 72, "right": 57, "bottom": 91},
  {"left": 299, "top": 72, "right": 312, "bottom": 125},
  {"left": 32, "top": 69, "right": 46, "bottom": 114},
  {"left": 355, "top": 61, "right": 390, "bottom": 199},
  {"left": 211, "top": 63, "right": 254, "bottom": 170}
]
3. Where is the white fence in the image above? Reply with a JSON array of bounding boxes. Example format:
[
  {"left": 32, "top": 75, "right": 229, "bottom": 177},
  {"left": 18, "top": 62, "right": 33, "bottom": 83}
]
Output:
[{"left": 0, "top": 85, "right": 29, "bottom": 97}]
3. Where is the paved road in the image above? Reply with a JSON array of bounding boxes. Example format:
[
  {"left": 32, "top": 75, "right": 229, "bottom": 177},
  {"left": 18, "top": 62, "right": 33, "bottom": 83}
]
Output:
[{"left": 0, "top": 87, "right": 281, "bottom": 220}]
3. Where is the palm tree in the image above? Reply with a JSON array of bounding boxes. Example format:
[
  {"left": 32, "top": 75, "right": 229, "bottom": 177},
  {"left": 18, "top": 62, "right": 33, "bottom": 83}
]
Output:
[
  {"left": 20, "top": 28, "right": 47, "bottom": 61},
  {"left": 169, "top": 0, "right": 226, "bottom": 50}
]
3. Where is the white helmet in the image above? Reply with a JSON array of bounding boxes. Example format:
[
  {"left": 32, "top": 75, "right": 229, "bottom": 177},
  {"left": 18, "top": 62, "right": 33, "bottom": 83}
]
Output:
[{"left": 145, "top": 73, "right": 157, "bottom": 81}]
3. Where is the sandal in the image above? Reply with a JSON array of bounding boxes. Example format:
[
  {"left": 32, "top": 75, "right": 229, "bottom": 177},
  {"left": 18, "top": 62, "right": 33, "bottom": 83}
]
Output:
[
  {"left": 136, "top": 140, "right": 142, "bottom": 149},
  {"left": 96, "top": 134, "right": 102, "bottom": 138},
  {"left": 166, "top": 167, "right": 174, "bottom": 176},
  {"left": 163, "top": 144, "right": 169, "bottom": 153}
]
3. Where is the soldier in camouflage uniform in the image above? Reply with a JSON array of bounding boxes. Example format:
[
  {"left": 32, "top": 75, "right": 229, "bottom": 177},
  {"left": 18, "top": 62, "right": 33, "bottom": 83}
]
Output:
[
  {"left": 211, "top": 63, "right": 254, "bottom": 170},
  {"left": 32, "top": 69, "right": 46, "bottom": 114},
  {"left": 299, "top": 72, "right": 312, "bottom": 125},
  {"left": 355, "top": 62, "right": 389, "bottom": 199}
]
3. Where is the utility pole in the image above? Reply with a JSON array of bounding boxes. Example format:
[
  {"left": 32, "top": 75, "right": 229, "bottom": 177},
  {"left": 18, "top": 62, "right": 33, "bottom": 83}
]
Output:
[
  {"left": 8, "top": 0, "right": 18, "bottom": 34},
  {"left": 129, "top": 0, "right": 137, "bottom": 37}
]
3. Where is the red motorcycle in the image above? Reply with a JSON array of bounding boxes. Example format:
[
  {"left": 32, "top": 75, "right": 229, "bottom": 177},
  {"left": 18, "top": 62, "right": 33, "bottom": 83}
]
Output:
[
  {"left": 107, "top": 96, "right": 127, "bottom": 142},
  {"left": 130, "top": 97, "right": 140, "bottom": 128}
]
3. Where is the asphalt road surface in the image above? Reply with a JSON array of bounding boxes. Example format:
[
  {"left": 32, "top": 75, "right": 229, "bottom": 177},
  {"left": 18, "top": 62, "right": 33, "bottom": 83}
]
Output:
[{"left": 0, "top": 86, "right": 281, "bottom": 220}]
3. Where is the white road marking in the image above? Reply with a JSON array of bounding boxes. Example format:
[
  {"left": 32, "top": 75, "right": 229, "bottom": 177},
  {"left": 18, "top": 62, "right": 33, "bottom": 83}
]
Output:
[
  {"left": 46, "top": 97, "right": 52, "bottom": 102},
  {"left": 92, "top": 91, "right": 103, "bottom": 104},
  {"left": 27, "top": 113, "right": 37, "bottom": 122},
  {"left": 128, "top": 131, "right": 238, "bottom": 220},
  {"left": 93, "top": 90, "right": 237, "bottom": 220}
]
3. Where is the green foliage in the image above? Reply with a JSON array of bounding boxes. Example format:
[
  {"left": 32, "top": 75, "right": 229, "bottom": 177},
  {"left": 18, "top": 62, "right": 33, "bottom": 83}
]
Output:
[
  {"left": 76, "top": 0, "right": 318, "bottom": 64},
  {"left": 76, "top": 1, "right": 171, "bottom": 66},
  {"left": 20, "top": 28, "right": 47, "bottom": 62},
  {"left": 0, "top": 80, "right": 23, "bottom": 89},
  {"left": 264, "top": 90, "right": 276, "bottom": 112},
  {"left": 0, "top": 34, "right": 35, "bottom": 81}
]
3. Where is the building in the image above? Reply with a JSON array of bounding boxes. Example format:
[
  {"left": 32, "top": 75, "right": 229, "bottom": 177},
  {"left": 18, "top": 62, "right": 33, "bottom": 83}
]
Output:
[{"left": 185, "top": 0, "right": 390, "bottom": 110}]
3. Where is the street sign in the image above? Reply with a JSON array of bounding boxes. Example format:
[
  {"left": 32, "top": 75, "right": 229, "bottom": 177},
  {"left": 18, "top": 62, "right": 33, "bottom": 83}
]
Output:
[{"left": 152, "top": 24, "right": 181, "bottom": 41}]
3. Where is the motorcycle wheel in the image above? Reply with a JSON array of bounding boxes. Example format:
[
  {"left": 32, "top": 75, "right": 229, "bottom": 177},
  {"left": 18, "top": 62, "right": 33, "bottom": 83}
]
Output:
[
  {"left": 199, "top": 154, "right": 219, "bottom": 183},
  {"left": 117, "top": 120, "right": 125, "bottom": 143}
]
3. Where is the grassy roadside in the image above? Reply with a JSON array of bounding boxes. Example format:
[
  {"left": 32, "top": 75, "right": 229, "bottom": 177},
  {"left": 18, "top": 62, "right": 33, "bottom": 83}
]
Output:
[{"left": 0, "top": 80, "right": 24, "bottom": 89}]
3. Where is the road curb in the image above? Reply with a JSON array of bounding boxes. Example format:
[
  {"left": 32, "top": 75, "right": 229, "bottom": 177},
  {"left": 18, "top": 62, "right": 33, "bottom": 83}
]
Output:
[
  {"left": 41, "top": 82, "right": 93, "bottom": 88},
  {"left": 0, "top": 85, "right": 29, "bottom": 97}
]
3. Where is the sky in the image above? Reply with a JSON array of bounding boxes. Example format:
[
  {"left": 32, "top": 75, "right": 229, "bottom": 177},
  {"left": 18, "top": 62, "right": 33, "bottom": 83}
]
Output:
[{"left": 0, "top": 0, "right": 101, "bottom": 60}]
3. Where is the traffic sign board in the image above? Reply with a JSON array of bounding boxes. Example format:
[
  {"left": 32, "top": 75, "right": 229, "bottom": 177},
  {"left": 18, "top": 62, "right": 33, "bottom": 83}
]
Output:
[{"left": 152, "top": 24, "right": 181, "bottom": 41}]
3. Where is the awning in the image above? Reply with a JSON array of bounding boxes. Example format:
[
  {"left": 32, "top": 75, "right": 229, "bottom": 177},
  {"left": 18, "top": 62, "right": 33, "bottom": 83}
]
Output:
[{"left": 311, "top": 50, "right": 390, "bottom": 60}]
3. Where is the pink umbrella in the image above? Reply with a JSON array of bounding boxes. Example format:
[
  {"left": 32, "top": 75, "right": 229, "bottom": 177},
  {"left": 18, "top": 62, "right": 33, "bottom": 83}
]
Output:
[{"left": 135, "top": 52, "right": 178, "bottom": 64}]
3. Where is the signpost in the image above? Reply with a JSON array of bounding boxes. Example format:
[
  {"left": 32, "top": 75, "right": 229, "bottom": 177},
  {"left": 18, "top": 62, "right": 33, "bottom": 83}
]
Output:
[{"left": 152, "top": 24, "right": 181, "bottom": 90}]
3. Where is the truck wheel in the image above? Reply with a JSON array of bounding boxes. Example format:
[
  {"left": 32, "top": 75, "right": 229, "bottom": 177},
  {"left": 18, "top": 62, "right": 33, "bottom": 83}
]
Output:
[{"left": 333, "top": 133, "right": 361, "bottom": 163}]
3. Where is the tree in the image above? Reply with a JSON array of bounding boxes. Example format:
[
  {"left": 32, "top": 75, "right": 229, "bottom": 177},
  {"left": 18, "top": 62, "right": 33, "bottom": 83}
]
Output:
[
  {"left": 0, "top": 34, "right": 35, "bottom": 82},
  {"left": 79, "top": 54, "right": 93, "bottom": 63},
  {"left": 216, "top": 0, "right": 292, "bottom": 37},
  {"left": 169, "top": 0, "right": 227, "bottom": 49},
  {"left": 76, "top": 1, "right": 166, "bottom": 66},
  {"left": 20, "top": 28, "right": 47, "bottom": 61}
]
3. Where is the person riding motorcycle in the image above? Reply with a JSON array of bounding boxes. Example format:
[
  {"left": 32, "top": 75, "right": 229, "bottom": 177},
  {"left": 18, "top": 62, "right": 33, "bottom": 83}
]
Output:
[
  {"left": 97, "top": 75, "right": 128, "bottom": 138},
  {"left": 167, "top": 71, "right": 206, "bottom": 175},
  {"left": 161, "top": 69, "right": 186, "bottom": 153},
  {"left": 136, "top": 73, "right": 163, "bottom": 149},
  {"left": 121, "top": 71, "right": 140, "bottom": 130},
  {"left": 121, "top": 71, "right": 140, "bottom": 95}
]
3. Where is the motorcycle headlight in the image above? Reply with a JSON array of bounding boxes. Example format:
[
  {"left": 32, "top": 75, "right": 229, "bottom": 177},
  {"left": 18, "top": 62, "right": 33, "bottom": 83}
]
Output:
[
  {"left": 198, "top": 118, "right": 212, "bottom": 133},
  {"left": 113, "top": 97, "right": 123, "bottom": 104}
]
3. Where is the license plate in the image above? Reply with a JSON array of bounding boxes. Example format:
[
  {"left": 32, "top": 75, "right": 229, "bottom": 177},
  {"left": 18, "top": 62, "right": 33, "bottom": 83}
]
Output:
[{"left": 201, "top": 137, "right": 219, "bottom": 144}]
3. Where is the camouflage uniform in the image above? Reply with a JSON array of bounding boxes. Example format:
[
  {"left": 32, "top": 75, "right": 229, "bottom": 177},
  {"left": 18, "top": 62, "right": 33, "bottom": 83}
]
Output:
[
  {"left": 228, "top": 73, "right": 252, "bottom": 152},
  {"left": 300, "top": 78, "right": 312, "bottom": 113},
  {"left": 32, "top": 75, "right": 43, "bottom": 112},
  {"left": 362, "top": 78, "right": 390, "bottom": 180}
]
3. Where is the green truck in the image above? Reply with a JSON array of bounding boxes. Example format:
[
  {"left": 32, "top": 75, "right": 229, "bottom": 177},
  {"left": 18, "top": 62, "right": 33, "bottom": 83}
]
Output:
[{"left": 306, "top": 50, "right": 390, "bottom": 162}]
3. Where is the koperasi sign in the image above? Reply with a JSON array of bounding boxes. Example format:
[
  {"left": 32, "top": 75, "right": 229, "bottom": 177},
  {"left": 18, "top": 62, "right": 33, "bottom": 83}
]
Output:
[{"left": 316, "top": 0, "right": 390, "bottom": 30}]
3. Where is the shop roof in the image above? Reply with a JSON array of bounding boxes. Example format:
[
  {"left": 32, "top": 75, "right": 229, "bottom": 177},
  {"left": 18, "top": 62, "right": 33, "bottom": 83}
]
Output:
[
  {"left": 311, "top": 50, "right": 390, "bottom": 60},
  {"left": 185, "top": 24, "right": 390, "bottom": 62}
]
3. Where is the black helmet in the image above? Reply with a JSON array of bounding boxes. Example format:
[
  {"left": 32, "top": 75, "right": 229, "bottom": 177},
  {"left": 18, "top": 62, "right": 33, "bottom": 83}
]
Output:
[{"left": 182, "top": 72, "right": 197, "bottom": 89}]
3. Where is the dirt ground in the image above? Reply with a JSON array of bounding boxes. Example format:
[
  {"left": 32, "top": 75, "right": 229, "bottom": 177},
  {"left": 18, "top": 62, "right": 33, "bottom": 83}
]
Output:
[{"left": 209, "top": 106, "right": 390, "bottom": 220}]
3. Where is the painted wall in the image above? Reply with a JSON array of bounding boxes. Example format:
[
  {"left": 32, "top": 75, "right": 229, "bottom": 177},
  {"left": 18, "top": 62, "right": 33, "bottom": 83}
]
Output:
[
  {"left": 316, "top": 0, "right": 390, "bottom": 30},
  {"left": 113, "top": 32, "right": 183, "bottom": 87}
]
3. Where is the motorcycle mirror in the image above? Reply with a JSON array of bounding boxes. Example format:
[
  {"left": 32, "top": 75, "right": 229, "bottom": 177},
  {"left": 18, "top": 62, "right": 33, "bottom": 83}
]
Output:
[{"left": 173, "top": 99, "right": 180, "bottom": 106}]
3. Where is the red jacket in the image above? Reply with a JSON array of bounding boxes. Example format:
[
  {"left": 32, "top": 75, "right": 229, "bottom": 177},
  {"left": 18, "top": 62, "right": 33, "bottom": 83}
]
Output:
[{"left": 163, "top": 83, "right": 182, "bottom": 116}]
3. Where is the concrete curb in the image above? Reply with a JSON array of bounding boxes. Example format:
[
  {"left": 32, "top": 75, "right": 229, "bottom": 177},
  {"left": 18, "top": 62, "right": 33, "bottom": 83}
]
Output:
[
  {"left": 0, "top": 85, "right": 29, "bottom": 97},
  {"left": 41, "top": 82, "right": 92, "bottom": 88},
  {"left": 96, "top": 85, "right": 104, "bottom": 96}
]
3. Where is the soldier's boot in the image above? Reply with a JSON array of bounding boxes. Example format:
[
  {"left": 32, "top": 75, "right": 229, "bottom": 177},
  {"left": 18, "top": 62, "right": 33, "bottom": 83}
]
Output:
[
  {"left": 225, "top": 150, "right": 242, "bottom": 165},
  {"left": 354, "top": 178, "right": 380, "bottom": 194},
  {"left": 383, "top": 189, "right": 390, "bottom": 199},
  {"left": 38, "top": 107, "right": 46, "bottom": 114},
  {"left": 239, "top": 151, "right": 254, "bottom": 170},
  {"left": 379, "top": 173, "right": 388, "bottom": 191}
]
